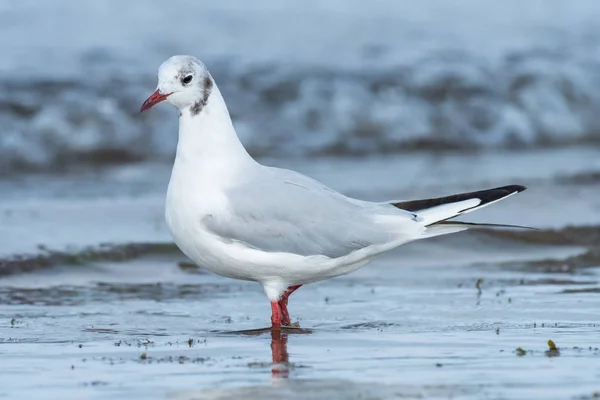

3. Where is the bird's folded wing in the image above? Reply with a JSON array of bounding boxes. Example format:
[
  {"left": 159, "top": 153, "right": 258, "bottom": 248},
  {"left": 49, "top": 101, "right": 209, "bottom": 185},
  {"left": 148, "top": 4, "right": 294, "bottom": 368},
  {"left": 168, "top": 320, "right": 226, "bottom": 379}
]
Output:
[{"left": 203, "top": 167, "right": 418, "bottom": 259}]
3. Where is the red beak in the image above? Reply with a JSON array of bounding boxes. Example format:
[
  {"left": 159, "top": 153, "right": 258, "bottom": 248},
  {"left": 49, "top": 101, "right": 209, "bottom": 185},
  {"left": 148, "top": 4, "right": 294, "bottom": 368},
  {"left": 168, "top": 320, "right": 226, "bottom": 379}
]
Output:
[{"left": 140, "top": 90, "right": 172, "bottom": 112}]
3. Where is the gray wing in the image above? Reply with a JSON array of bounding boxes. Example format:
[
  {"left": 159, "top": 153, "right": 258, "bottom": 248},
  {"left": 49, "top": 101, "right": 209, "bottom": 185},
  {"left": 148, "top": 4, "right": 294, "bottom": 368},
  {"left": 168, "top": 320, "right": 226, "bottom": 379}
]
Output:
[{"left": 203, "top": 166, "right": 418, "bottom": 258}]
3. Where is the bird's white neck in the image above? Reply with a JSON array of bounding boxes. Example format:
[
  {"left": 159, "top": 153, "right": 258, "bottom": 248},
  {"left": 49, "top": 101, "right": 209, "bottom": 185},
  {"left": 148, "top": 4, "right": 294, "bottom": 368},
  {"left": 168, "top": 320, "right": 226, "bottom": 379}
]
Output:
[{"left": 173, "top": 83, "right": 256, "bottom": 181}]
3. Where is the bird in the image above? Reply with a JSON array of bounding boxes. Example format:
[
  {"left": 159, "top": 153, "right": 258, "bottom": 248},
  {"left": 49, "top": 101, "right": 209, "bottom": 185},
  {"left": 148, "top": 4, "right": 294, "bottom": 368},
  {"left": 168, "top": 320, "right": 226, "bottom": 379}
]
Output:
[{"left": 140, "top": 55, "right": 527, "bottom": 330}]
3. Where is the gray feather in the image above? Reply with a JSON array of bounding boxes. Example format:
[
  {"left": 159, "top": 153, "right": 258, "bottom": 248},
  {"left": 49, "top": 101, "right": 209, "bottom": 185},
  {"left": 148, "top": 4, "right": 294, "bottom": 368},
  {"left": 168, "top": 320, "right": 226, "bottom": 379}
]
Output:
[{"left": 203, "top": 166, "right": 418, "bottom": 258}]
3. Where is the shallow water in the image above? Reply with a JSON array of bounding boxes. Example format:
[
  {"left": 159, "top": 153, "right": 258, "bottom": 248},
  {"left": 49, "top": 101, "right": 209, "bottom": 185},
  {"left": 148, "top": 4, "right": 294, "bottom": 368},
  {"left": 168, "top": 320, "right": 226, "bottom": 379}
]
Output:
[
  {"left": 1, "top": 244, "right": 599, "bottom": 400},
  {"left": 1, "top": 151, "right": 599, "bottom": 399}
]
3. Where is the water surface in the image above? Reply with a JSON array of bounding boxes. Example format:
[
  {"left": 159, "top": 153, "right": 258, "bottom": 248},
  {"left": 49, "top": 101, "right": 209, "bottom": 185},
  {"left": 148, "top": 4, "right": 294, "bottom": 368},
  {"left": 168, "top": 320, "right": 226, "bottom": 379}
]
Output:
[{"left": 1, "top": 152, "right": 599, "bottom": 399}]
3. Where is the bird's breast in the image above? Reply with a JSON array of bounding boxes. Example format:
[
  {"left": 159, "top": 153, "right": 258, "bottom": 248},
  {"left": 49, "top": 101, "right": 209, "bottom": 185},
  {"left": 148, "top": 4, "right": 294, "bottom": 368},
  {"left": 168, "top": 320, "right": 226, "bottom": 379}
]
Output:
[{"left": 164, "top": 176, "right": 248, "bottom": 278}]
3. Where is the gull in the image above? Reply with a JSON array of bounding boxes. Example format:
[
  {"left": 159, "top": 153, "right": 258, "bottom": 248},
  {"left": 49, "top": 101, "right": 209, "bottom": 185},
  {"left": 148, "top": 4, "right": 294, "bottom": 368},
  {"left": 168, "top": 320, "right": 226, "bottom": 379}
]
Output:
[{"left": 140, "top": 55, "right": 527, "bottom": 329}]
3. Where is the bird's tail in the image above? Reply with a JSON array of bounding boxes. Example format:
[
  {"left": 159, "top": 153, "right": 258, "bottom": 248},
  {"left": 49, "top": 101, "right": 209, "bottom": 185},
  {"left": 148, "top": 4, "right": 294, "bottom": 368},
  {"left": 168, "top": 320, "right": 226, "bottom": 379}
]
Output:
[{"left": 391, "top": 185, "right": 532, "bottom": 239}]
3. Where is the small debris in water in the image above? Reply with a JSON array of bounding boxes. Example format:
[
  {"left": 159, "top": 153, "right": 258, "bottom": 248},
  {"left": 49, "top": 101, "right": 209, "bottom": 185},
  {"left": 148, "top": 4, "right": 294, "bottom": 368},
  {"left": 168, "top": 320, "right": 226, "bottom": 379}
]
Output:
[
  {"left": 475, "top": 278, "right": 484, "bottom": 295},
  {"left": 136, "top": 354, "right": 210, "bottom": 364},
  {"left": 546, "top": 339, "right": 560, "bottom": 357},
  {"left": 84, "top": 381, "right": 108, "bottom": 387},
  {"left": 435, "top": 363, "right": 443, "bottom": 367},
  {"left": 515, "top": 347, "right": 527, "bottom": 356},
  {"left": 178, "top": 261, "right": 199, "bottom": 270}
]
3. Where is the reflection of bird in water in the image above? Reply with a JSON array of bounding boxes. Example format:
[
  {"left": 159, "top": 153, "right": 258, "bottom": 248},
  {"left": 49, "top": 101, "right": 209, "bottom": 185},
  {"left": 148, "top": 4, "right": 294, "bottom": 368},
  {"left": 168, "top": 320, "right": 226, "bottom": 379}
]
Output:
[
  {"left": 228, "top": 326, "right": 311, "bottom": 380},
  {"left": 270, "top": 328, "right": 289, "bottom": 379},
  {"left": 270, "top": 327, "right": 312, "bottom": 380}
]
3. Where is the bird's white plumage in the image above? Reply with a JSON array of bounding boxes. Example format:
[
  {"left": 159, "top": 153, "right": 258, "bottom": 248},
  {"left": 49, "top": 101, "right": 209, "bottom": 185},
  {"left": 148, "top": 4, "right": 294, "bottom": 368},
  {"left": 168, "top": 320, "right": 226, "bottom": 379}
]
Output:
[{"left": 150, "top": 55, "right": 519, "bottom": 302}]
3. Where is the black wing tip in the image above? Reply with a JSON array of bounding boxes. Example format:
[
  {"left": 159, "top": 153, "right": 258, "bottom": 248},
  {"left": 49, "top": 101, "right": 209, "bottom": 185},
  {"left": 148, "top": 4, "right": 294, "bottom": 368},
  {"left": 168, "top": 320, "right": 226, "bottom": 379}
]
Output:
[
  {"left": 501, "top": 184, "right": 527, "bottom": 194},
  {"left": 392, "top": 184, "right": 527, "bottom": 213},
  {"left": 474, "top": 184, "right": 526, "bottom": 208}
]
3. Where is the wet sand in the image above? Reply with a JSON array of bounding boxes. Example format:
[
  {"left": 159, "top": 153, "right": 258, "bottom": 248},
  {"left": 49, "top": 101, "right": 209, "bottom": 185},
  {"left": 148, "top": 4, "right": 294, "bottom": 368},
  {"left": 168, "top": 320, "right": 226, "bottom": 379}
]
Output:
[{"left": 1, "top": 150, "right": 599, "bottom": 399}]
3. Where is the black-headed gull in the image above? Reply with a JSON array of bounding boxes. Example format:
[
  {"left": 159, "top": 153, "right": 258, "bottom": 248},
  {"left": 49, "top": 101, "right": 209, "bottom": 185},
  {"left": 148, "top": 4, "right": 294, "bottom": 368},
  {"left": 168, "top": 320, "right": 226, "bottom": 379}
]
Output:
[{"left": 141, "top": 55, "right": 527, "bottom": 329}]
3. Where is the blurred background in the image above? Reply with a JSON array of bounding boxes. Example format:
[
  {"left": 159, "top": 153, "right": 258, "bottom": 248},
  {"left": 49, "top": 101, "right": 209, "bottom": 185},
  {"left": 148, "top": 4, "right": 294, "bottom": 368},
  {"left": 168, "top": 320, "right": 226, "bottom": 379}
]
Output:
[
  {"left": 2, "top": 0, "right": 600, "bottom": 171},
  {"left": 1, "top": 1, "right": 599, "bottom": 399},
  {"left": 2, "top": 0, "right": 599, "bottom": 254}
]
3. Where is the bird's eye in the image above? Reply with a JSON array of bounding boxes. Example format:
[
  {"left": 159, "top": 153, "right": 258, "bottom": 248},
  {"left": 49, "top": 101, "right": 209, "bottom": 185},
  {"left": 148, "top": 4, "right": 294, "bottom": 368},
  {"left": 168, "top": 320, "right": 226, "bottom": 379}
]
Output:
[{"left": 182, "top": 75, "right": 193, "bottom": 85}]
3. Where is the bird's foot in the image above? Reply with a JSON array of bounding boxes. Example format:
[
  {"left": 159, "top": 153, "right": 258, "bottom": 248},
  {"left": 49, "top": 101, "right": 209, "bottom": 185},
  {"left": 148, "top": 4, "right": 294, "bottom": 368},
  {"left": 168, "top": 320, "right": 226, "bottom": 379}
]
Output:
[
  {"left": 277, "top": 305, "right": 300, "bottom": 327},
  {"left": 271, "top": 285, "right": 303, "bottom": 329},
  {"left": 279, "top": 299, "right": 291, "bottom": 326},
  {"left": 277, "top": 284, "right": 302, "bottom": 326}
]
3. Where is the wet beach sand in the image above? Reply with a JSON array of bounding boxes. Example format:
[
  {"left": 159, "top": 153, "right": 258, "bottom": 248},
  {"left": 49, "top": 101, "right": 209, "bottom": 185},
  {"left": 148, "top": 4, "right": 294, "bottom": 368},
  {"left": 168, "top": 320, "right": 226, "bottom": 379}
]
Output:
[{"left": 1, "top": 149, "right": 599, "bottom": 399}]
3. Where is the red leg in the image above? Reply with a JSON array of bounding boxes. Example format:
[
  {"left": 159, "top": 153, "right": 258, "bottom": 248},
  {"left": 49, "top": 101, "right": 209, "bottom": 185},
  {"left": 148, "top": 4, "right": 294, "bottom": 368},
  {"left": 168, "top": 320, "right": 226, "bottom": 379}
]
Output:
[
  {"left": 279, "top": 301, "right": 291, "bottom": 327},
  {"left": 285, "top": 285, "right": 302, "bottom": 297},
  {"left": 270, "top": 301, "right": 282, "bottom": 329},
  {"left": 278, "top": 285, "right": 302, "bottom": 326}
]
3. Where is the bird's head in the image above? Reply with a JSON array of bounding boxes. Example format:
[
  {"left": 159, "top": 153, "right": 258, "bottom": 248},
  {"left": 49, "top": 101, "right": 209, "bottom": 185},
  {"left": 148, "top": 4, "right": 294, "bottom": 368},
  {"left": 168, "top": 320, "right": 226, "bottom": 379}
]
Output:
[{"left": 140, "top": 55, "right": 213, "bottom": 115}]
